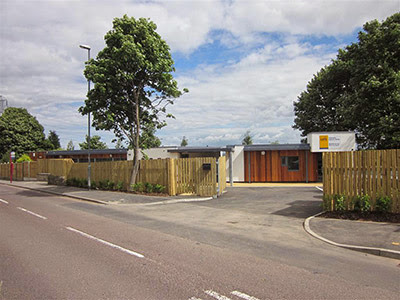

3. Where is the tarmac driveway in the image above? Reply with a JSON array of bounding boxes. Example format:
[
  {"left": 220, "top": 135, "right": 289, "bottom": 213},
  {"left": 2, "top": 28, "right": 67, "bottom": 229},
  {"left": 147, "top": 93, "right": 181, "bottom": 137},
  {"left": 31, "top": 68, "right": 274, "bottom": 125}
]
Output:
[{"left": 197, "top": 186, "right": 323, "bottom": 219}]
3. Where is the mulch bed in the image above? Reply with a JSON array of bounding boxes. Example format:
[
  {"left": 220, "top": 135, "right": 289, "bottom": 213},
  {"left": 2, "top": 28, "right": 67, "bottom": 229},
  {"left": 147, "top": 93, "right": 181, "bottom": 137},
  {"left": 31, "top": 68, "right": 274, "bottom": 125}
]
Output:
[{"left": 319, "top": 211, "right": 400, "bottom": 223}]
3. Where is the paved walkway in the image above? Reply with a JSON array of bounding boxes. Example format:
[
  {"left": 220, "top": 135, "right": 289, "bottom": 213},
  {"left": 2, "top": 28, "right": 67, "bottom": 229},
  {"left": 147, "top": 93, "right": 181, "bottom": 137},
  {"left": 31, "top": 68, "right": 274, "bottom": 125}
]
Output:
[{"left": 0, "top": 180, "right": 208, "bottom": 205}]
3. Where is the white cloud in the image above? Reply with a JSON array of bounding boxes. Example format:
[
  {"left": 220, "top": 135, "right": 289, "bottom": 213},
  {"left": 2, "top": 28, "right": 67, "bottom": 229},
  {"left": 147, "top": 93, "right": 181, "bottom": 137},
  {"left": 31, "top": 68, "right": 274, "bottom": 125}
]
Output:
[{"left": 0, "top": 0, "right": 398, "bottom": 148}]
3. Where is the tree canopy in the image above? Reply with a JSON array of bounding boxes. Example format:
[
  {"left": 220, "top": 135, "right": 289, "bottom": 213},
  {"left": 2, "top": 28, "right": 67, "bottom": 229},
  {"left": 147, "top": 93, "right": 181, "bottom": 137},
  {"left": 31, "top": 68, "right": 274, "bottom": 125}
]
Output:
[
  {"left": 79, "top": 15, "right": 186, "bottom": 184},
  {"left": 67, "top": 140, "right": 75, "bottom": 151},
  {"left": 293, "top": 13, "right": 400, "bottom": 149},
  {"left": 241, "top": 130, "right": 253, "bottom": 145},
  {"left": 0, "top": 107, "right": 48, "bottom": 159},
  {"left": 79, "top": 135, "right": 107, "bottom": 150},
  {"left": 47, "top": 130, "right": 61, "bottom": 149},
  {"left": 180, "top": 136, "right": 188, "bottom": 147}
]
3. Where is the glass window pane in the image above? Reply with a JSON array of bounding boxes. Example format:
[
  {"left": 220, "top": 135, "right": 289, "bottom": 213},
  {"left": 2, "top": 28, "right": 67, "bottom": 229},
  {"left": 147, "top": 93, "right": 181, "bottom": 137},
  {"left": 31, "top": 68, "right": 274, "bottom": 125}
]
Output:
[{"left": 288, "top": 156, "right": 299, "bottom": 171}]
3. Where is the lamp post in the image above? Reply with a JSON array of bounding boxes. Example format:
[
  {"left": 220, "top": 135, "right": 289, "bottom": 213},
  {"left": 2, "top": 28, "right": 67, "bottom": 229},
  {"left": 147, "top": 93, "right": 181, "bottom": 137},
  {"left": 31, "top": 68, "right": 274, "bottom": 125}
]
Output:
[{"left": 79, "top": 44, "right": 91, "bottom": 190}]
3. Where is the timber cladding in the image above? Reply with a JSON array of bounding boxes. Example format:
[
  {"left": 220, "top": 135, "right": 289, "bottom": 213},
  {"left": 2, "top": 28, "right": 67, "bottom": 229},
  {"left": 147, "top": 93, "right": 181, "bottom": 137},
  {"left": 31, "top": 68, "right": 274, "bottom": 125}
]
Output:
[
  {"left": 323, "top": 149, "right": 400, "bottom": 213},
  {"left": 244, "top": 150, "right": 318, "bottom": 182}
]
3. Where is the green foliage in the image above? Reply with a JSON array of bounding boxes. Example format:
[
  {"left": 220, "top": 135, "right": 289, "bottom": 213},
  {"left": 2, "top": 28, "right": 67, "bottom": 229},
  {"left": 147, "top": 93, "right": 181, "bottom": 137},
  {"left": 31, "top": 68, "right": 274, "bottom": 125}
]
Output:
[
  {"left": 0, "top": 107, "right": 48, "bottom": 158},
  {"left": 66, "top": 177, "right": 87, "bottom": 188},
  {"left": 67, "top": 140, "right": 75, "bottom": 151},
  {"left": 131, "top": 182, "right": 166, "bottom": 194},
  {"left": 140, "top": 124, "right": 162, "bottom": 149},
  {"left": 334, "top": 195, "right": 346, "bottom": 211},
  {"left": 241, "top": 130, "right": 253, "bottom": 145},
  {"left": 375, "top": 196, "right": 392, "bottom": 212},
  {"left": 131, "top": 182, "right": 145, "bottom": 193},
  {"left": 116, "top": 181, "right": 124, "bottom": 191},
  {"left": 293, "top": 13, "right": 400, "bottom": 149},
  {"left": 79, "top": 15, "right": 187, "bottom": 183},
  {"left": 322, "top": 195, "right": 331, "bottom": 211},
  {"left": 353, "top": 194, "right": 371, "bottom": 212},
  {"left": 79, "top": 135, "right": 107, "bottom": 150},
  {"left": 144, "top": 182, "right": 153, "bottom": 193},
  {"left": 180, "top": 136, "right": 188, "bottom": 147},
  {"left": 47, "top": 130, "right": 61, "bottom": 149},
  {"left": 16, "top": 154, "right": 33, "bottom": 163},
  {"left": 153, "top": 184, "right": 166, "bottom": 193}
]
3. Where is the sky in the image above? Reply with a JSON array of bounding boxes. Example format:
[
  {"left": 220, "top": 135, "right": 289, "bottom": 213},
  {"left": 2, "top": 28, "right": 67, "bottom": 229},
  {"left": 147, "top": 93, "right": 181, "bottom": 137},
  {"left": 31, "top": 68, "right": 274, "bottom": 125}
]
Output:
[{"left": 1, "top": 0, "right": 399, "bottom": 149}]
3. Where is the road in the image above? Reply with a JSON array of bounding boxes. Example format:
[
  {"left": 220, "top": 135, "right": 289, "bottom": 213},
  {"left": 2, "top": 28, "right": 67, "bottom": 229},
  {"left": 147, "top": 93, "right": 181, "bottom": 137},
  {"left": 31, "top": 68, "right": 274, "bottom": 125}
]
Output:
[{"left": 0, "top": 184, "right": 399, "bottom": 299}]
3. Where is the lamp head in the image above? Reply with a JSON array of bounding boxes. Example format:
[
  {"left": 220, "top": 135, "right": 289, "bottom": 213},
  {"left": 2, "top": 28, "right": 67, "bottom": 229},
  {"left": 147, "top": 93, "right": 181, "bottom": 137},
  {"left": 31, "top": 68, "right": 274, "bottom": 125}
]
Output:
[{"left": 79, "top": 44, "right": 91, "bottom": 50}]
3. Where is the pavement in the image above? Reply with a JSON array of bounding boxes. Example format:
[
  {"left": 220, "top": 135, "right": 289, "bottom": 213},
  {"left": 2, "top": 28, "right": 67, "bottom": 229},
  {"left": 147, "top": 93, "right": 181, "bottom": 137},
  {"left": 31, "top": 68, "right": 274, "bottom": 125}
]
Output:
[{"left": 1, "top": 179, "right": 399, "bottom": 260}]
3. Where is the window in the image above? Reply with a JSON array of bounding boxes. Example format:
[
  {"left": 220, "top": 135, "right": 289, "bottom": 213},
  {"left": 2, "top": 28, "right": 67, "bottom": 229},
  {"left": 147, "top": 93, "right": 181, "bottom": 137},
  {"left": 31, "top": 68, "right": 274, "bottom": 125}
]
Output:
[
  {"left": 281, "top": 156, "right": 299, "bottom": 171},
  {"left": 287, "top": 156, "right": 299, "bottom": 171}
]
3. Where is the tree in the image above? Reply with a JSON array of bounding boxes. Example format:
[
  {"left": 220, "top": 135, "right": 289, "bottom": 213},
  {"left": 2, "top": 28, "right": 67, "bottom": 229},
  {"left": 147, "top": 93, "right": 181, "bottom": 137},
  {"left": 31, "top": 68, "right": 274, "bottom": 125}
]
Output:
[
  {"left": 47, "top": 130, "right": 61, "bottom": 149},
  {"left": 180, "top": 136, "right": 188, "bottom": 147},
  {"left": 79, "top": 15, "right": 187, "bottom": 186},
  {"left": 241, "top": 130, "right": 253, "bottom": 145},
  {"left": 114, "top": 138, "right": 124, "bottom": 149},
  {"left": 293, "top": 13, "right": 400, "bottom": 149},
  {"left": 67, "top": 140, "right": 75, "bottom": 151},
  {"left": 140, "top": 124, "right": 161, "bottom": 149},
  {"left": 79, "top": 135, "right": 107, "bottom": 150},
  {"left": 0, "top": 107, "right": 47, "bottom": 158}
]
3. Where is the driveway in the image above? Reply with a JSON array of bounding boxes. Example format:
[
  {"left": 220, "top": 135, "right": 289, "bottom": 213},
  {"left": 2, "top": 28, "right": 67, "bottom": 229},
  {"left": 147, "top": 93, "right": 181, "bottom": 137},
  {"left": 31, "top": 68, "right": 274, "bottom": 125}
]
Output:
[{"left": 202, "top": 186, "right": 323, "bottom": 218}]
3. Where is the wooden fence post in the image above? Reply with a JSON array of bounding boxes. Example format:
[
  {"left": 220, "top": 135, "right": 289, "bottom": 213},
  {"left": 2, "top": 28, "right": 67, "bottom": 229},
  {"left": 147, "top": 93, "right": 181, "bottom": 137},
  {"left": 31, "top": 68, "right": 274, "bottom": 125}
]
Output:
[{"left": 167, "top": 158, "right": 176, "bottom": 196}]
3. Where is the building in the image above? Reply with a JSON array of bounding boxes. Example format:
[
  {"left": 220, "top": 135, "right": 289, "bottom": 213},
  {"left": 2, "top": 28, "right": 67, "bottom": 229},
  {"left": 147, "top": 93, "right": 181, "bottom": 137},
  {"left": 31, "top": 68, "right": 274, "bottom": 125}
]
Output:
[{"left": 30, "top": 149, "right": 128, "bottom": 162}]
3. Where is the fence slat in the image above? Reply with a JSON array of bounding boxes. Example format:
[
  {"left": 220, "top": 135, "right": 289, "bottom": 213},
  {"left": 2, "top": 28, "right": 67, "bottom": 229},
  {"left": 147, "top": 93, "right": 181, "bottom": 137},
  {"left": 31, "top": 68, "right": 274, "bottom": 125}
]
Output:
[{"left": 323, "top": 149, "right": 400, "bottom": 213}]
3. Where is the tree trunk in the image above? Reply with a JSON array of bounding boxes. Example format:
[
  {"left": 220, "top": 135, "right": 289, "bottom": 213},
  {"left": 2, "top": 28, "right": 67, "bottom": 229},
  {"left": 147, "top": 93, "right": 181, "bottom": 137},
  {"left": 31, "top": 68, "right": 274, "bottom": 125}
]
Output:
[{"left": 129, "top": 95, "right": 141, "bottom": 189}]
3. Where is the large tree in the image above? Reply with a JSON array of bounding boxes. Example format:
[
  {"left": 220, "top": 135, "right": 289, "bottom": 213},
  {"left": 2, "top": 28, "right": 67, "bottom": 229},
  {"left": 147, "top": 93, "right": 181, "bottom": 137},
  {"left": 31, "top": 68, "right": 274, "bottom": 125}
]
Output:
[
  {"left": 293, "top": 13, "right": 400, "bottom": 149},
  {"left": 79, "top": 135, "right": 107, "bottom": 150},
  {"left": 47, "top": 130, "right": 61, "bottom": 149},
  {"left": 0, "top": 107, "right": 47, "bottom": 159},
  {"left": 80, "top": 15, "right": 186, "bottom": 185}
]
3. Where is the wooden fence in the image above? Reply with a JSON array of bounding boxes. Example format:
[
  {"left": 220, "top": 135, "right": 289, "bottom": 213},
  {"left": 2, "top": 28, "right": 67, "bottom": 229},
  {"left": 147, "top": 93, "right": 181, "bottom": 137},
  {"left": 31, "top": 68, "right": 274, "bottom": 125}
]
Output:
[
  {"left": 1, "top": 157, "right": 227, "bottom": 197},
  {"left": 0, "top": 161, "right": 38, "bottom": 180},
  {"left": 323, "top": 149, "right": 400, "bottom": 213}
]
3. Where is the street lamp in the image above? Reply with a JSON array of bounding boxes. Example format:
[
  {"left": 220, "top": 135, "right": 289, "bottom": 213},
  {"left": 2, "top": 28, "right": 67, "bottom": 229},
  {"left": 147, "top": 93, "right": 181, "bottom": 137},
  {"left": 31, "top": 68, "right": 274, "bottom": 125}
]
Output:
[{"left": 79, "top": 44, "right": 91, "bottom": 190}]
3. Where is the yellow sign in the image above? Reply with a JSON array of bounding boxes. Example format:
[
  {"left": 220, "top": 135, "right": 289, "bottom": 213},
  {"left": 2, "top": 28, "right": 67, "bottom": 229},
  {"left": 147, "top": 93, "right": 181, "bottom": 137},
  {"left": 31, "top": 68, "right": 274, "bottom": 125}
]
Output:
[{"left": 319, "top": 135, "right": 329, "bottom": 149}]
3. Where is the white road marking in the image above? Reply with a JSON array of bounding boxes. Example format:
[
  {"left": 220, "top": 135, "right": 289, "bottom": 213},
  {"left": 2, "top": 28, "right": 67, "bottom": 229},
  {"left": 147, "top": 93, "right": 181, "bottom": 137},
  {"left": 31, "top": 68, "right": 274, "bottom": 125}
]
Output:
[
  {"left": 65, "top": 226, "right": 144, "bottom": 258},
  {"left": 204, "top": 290, "right": 231, "bottom": 300},
  {"left": 315, "top": 186, "right": 323, "bottom": 192},
  {"left": 0, "top": 199, "right": 9, "bottom": 204},
  {"left": 231, "top": 291, "right": 260, "bottom": 300},
  {"left": 17, "top": 207, "right": 47, "bottom": 220},
  {"left": 189, "top": 297, "right": 202, "bottom": 300}
]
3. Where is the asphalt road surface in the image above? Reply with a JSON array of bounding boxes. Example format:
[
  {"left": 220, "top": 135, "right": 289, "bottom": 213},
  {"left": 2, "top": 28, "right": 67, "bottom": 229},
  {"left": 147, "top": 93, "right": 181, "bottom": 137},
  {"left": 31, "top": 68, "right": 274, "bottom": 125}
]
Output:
[{"left": 0, "top": 184, "right": 399, "bottom": 299}]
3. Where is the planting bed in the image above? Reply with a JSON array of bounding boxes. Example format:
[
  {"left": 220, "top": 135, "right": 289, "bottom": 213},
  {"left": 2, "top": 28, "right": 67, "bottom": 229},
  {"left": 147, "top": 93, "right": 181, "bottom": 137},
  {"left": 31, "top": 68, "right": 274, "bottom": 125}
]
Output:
[{"left": 319, "top": 211, "right": 400, "bottom": 223}]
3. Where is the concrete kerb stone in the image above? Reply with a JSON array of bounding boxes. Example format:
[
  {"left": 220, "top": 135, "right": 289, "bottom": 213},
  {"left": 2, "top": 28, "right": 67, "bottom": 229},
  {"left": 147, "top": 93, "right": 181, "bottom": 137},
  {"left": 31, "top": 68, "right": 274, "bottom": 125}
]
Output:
[
  {"left": 138, "top": 197, "right": 214, "bottom": 206},
  {"left": 304, "top": 212, "right": 400, "bottom": 260},
  {"left": 0, "top": 182, "right": 108, "bottom": 205}
]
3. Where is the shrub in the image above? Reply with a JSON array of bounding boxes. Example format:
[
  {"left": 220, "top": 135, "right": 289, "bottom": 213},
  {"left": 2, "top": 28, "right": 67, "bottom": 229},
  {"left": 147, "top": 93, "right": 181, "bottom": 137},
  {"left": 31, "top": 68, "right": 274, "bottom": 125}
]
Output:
[
  {"left": 334, "top": 195, "right": 346, "bottom": 211},
  {"left": 106, "top": 180, "right": 115, "bottom": 191},
  {"left": 354, "top": 194, "right": 371, "bottom": 212},
  {"left": 131, "top": 182, "right": 145, "bottom": 193},
  {"left": 375, "top": 196, "right": 391, "bottom": 212},
  {"left": 153, "top": 184, "right": 166, "bottom": 194},
  {"left": 322, "top": 195, "right": 331, "bottom": 211},
  {"left": 144, "top": 182, "right": 153, "bottom": 193},
  {"left": 90, "top": 181, "right": 97, "bottom": 190},
  {"left": 16, "top": 154, "right": 33, "bottom": 163},
  {"left": 116, "top": 181, "right": 124, "bottom": 191}
]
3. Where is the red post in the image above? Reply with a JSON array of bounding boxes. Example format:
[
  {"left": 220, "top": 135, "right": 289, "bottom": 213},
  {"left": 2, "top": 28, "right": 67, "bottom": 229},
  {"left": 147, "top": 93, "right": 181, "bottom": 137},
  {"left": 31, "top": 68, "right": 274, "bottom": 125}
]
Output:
[{"left": 9, "top": 152, "right": 13, "bottom": 183}]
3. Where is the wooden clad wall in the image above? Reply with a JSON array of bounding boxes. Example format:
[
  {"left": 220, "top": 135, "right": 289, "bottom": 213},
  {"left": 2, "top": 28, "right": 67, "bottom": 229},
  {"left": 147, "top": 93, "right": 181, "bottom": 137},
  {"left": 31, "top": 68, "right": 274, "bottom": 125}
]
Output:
[{"left": 244, "top": 150, "right": 318, "bottom": 182}]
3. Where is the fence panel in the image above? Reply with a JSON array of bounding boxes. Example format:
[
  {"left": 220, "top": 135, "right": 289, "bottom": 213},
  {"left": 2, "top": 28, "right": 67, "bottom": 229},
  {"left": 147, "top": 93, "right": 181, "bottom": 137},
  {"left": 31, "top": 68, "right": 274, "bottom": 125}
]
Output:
[
  {"left": 1, "top": 157, "right": 226, "bottom": 197},
  {"left": 218, "top": 156, "right": 226, "bottom": 195},
  {"left": 175, "top": 157, "right": 217, "bottom": 197},
  {"left": 323, "top": 149, "right": 400, "bottom": 213}
]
